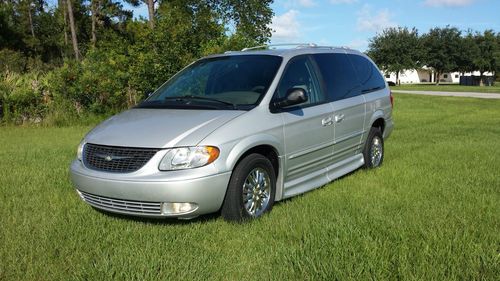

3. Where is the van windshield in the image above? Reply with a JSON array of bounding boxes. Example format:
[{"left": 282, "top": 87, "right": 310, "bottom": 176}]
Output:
[{"left": 137, "top": 55, "right": 283, "bottom": 110}]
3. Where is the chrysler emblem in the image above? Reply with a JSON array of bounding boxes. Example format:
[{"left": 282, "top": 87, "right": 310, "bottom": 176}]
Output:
[{"left": 94, "top": 152, "right": 131, "bottom": 161}]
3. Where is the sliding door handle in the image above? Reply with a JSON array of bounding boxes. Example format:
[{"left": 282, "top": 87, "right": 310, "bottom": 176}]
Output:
[
  {"left": 334, "top": 114, "right": 345, "bottom": 123},
  {"left": 321, "top": 116, "right": 333, "bottom": 126}
]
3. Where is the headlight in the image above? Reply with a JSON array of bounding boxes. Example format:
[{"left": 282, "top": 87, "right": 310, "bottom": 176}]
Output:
[
  {"left": 77, "top": 140, "right": 85, "bottom": 161},
  {"left": 159, "top": 146, "right": 219, "bottom": 171}
]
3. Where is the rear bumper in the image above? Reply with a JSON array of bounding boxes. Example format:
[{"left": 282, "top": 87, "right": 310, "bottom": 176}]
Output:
[{"left": 70, "top": 160, "right": 231, "bottom": 219}]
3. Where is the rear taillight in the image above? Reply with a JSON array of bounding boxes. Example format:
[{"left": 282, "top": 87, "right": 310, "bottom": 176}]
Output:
[{"left": 389, "top": 91, "right": 394, "bottom": 108}]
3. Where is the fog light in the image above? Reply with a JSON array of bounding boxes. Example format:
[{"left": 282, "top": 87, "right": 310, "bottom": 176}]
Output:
[{"left": 161, "top": 202, "right": 198, "bottom": 215}]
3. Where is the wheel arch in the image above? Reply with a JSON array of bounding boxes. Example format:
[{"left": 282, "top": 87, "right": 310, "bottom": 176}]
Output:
[
  {"left": 226, "top": 135, "right": 282, "bottom": 174},
  {"left": 368, "top": 110, "right": 386, "bottom": 134},
  {"left": 225, "top": 135, "right": 284, "bottom": 200}
]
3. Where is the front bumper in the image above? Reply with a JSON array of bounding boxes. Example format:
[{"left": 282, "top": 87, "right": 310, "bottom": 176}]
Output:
[{"left": 70, "top": 160, "right": 231, "bottom": 219}]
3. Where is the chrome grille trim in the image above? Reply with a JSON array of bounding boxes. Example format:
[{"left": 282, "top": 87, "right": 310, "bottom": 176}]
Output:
[
  {"left": 83, "top": 143, "right": 160, "bottom": 173},
  {"left": 78, "top": 191, "right": 162, "bottom": 215}
]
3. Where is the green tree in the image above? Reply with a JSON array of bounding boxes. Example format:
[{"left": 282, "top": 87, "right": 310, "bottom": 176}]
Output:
[
  {"left": 456, "top": 31, "right": 480, "bottom": 75},
  {"left": 472, "top": 30, "right": 498, "bottom": 86},
  {"left": 215, "top": 0, "right": 274, "bottom": 45},
  {"left": 90, "top": 0, "right": 134, "bottom": 47},
  {"left": 496, "top": 32, "right": 500, "bottom": 81},
  {"left": 127, "top": 0, "right": 274, "bottom": 93},
  {"left": 66, "top": 0, "right": 80, "bottom": 60},
  {"left": 367, "top": 27, "right": 422, "bottom": 85},
  {"left": 0, "top": 0, "right": 275, "bottom": 122},
  {"left": 0, "top": 2, "right": 26, "bottom": 52},
  {"left": 422, "top": 26, "right": 462, "bottom": 85},
  {"left": 1, "top": 0, "right": 66, "bottom": 69}
]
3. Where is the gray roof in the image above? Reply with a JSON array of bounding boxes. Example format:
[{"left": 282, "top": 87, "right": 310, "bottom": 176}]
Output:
[{"left": 204, "top": 44, "right": 366, "bottom": 61}]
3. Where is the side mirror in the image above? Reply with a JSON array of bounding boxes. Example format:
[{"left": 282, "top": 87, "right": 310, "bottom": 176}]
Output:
[
  {"left": 144, "top": 91, "right": 153, "bottom": 99},
  {"left": 274, "top": 88, "right": 308, "bottom": 108}
]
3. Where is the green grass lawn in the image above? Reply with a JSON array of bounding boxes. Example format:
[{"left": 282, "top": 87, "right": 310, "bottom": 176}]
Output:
[
  {"left": 1, "top": 94, "right": 499, "bottom": 280},
  {"left": 390, "top": 83, "right": 500, "bottom": 94}
]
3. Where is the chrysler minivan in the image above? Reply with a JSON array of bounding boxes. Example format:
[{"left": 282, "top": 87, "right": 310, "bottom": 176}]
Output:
[{"left": 70, "top": 44, "right": 393, "bottom": 222}]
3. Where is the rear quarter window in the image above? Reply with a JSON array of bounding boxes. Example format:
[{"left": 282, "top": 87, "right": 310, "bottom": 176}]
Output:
[
  {"left": 348, "top": 54, "right": 386, "bottom": 93},
  {"left": 312, "top": 53, "right": 360, "bottom": 101}
]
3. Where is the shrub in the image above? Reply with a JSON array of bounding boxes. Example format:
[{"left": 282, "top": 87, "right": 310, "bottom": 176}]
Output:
[
  {"left": 0, "top": 71, "right": 49, "bottom": 124},
  {"left": 0, "top": 49, "right": 27, "bottom": 73}
]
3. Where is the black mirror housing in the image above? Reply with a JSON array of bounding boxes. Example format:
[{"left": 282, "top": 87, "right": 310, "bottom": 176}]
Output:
[{"left": 274, "top": 87, "right": 308, "bottom": 109}]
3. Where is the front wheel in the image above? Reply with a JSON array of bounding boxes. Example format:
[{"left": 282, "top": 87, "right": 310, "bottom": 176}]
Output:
[
  {"left": 363, "top": 127, "right": 384, "bottom": 168},
  {"left": 221, "top": 154, "right": 276, "bottom": 222}
]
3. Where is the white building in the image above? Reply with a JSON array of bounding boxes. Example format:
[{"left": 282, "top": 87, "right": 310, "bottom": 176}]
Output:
[{"left": 383, "top": 68, "right": 494, "bottom": 84}]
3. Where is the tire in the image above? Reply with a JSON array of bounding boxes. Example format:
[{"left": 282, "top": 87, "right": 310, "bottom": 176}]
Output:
[
  {"left": 363, "top": 127, "right": 384, "bottom": 168},
  {"left": 221, "top": 154, "right": 276, "bottom": 222}
]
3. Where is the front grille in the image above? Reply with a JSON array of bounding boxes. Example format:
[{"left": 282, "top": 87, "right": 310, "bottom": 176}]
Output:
[
  {"left": 78, "top": 191, "right": 162, "bottom": 215},
  {"left": 83, "top": 143, "right": 160, "bottom": 173}
]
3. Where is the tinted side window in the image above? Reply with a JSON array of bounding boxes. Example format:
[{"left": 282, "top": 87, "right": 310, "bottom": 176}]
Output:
[
  {"left": 348, "top": 54, "right": 386, "bottom": 93},
  {"left": 312, "top": 53, "right": 360, "bottom": 101},
  {"left": 275, "top": 56, "right": 325, "bottom": 105}
]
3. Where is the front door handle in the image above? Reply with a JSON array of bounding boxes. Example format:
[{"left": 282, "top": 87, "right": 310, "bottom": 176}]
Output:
[
  {"left": 322, "top": 116, "right": 333, "bottom": 126},
  {"left": 334, "top": 114, "right": 345, "bottom": 123}
]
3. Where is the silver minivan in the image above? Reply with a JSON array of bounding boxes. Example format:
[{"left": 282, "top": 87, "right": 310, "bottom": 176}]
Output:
[{"left": 70, "top": 44, "right": 394, "bottom": 222}]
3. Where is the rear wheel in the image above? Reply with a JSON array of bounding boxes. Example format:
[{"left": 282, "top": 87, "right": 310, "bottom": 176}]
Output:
[
  {"left": 363, "top": 127, "right": 384, "bottom": 168},
  {"left": 221, "top": 154, "right": 276, "bottom": 222}
]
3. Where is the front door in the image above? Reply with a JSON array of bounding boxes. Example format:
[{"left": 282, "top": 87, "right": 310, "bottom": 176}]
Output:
[{"left": 273, "top": 55, "right": 334, "bottom": 194}]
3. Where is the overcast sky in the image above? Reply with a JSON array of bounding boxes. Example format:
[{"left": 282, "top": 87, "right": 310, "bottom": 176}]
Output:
[{"left": 126, "top": 0, "right": 499, "bottom": 51}]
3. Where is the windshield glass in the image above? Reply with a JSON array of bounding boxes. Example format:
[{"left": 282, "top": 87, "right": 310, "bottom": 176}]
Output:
[{"left": 138, "top": 55, "right": 283, "bottom": 110}]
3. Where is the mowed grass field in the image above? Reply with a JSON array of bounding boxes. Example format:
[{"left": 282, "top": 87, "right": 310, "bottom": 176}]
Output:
[
  {"left": 1, "top": 94, "right": 499, "bottom": 280},
  {"left": 390, "top": 83, "right": 500, "bottom": 94}
]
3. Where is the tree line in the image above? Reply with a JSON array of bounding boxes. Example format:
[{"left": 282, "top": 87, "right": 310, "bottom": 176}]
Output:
[
  {"left": 0, "top": 0, "right": 273, "bottom": 124},
  {"left": 367, "top": 26, "right": 500, "bottom": 85}
]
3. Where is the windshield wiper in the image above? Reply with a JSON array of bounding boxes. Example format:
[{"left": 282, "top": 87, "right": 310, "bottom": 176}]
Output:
[
  {"left": 163, "top": 95, "right": 238, "bottom": 109},
  {"left": 136, "top": 101, "right": 219, "bottom": 110}
]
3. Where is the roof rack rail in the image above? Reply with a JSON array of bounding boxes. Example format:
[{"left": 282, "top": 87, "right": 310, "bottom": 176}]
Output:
[
  {"left": 314, "top": 45, "right": 352, "bottom": 50},
  {"left": 241, "top": 43, "right": 318, "bottom": 51},
  {"left": 240, "top": 43, "right": 354, "bottom": 52}
]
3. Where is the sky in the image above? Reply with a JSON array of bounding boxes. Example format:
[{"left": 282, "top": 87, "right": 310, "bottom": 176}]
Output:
[{"left": 125, "top": 0, "right": 500, "bottom": 51}]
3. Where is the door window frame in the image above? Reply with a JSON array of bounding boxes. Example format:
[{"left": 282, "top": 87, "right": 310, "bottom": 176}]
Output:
[{"left": 269, "top": 54, "right": 329, "bottom": 113}]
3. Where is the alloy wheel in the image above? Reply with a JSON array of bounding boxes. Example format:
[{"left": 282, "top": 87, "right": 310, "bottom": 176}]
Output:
[{"left": 242, "top": 168, "right": 271, "bottom": 217}]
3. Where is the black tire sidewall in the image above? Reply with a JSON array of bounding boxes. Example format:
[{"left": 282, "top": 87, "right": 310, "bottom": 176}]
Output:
[
  {"left": 222, "top": 154, "right": 276, "bottom": 221},
  {"left": 363, "top": 127, "right": 384, "bottom": 168}
]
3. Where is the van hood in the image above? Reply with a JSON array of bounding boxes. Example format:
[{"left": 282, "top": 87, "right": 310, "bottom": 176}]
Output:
[{"left": 85, "top": 108, "right": 245, "bottom": 148}]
